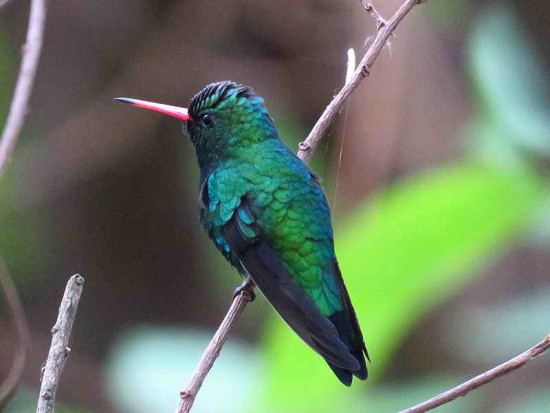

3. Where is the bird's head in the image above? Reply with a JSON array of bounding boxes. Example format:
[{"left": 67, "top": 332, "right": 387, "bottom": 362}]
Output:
[{"left": 116, "top": 81, "right": 278, "bottom": 166}]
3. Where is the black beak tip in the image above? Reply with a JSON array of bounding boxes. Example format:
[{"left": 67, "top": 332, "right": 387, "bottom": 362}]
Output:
[{"left": 114, "top": 97, "right": 132, "bottom": 104}]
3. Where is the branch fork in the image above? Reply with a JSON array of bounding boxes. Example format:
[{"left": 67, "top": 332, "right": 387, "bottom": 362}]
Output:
[
  {"left": 362, "top": 1, "right": 387, "bottom": 29},
  {"left": 296, "top": 0, "right": 428, "bottom": 162}
]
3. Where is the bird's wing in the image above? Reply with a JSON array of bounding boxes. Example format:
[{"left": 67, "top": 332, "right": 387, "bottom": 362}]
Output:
[{"left": 222, "top": 198, "right": 359, "bottom": 371}]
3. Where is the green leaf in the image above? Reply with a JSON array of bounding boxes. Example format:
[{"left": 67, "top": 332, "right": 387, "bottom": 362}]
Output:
[{"left": 261, "top": 163, "right": 543, "bottom": 412}]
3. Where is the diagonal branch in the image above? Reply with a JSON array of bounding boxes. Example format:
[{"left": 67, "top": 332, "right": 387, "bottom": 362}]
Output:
[
  {"left": 297, "top": 0, "right": 427, "bottom": 162},
  {"left": 0, "top": 260, "right": 31, "bottom": 410},
  {"left": 36, "top": 274, "right": 85, "bottom": 413},
  {"left": 176, "top": 290, "right": 254, "bottom": 413},
  {"left": 399, "top": 334, "right": 550, "bottom": 413},
  {"left": 0, "top": 0, "right": 47, "bottom": 180},
  {"left": 175, "top": 1, "right": 426, "bottom": 412}
]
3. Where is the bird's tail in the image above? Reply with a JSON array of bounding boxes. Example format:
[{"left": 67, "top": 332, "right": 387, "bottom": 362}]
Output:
[{"left": 327, "top": 260, "right": 369, "bottom": 386}]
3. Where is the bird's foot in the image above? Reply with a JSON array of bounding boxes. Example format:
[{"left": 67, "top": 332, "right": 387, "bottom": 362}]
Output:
[{"left": 233, "top": 278, "right": 256, "bottom": 302}]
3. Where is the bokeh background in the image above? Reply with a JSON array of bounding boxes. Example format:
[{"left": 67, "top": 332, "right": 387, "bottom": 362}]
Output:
[{"left": 1, "top": 0, "right": 549, "bottom": 411}]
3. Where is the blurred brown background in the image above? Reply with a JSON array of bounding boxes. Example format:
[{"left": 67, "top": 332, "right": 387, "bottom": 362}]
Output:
[{"left": 1, "top": 0, "right": 549, "bottom": 412}]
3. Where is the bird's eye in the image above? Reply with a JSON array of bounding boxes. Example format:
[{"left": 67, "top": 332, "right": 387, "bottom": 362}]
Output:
[{"left": 199, "top": 113, "right": 214, "bottom": 128}]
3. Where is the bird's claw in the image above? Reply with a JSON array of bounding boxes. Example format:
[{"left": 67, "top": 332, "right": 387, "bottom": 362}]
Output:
[{"left": 233, "top": 279, "right": 256, "bottom": 302}]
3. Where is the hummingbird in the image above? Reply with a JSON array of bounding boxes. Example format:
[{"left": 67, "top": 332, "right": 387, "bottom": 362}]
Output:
[{"left": 115, "top": 81, "right": 368, "bottom": 385}]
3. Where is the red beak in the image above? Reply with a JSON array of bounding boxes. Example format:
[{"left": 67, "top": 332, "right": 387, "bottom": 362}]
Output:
[{"left": 115, "top": 97, "right": 191, "bottom": 120}]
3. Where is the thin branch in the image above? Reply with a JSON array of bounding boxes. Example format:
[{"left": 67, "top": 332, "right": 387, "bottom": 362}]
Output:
[
  {"left": 0, "top": 0, "right": 47, "bottom": 180},
  {"left": 36, "top": 274, "right": 84, "bottom": 413},
  {"left": 176, "top": 290, "right": 254, "bottom": 413},
  {"left": 361, "top": 0, "right": 387, "bottom": 28},
  {"left": 399, "top": 334, "right": 550, "bottom": 413},
  {"left": 0, "top": 260, "right": 31, "bottom": 410},
  {"left": 175, "top": 2, "right": 426, "bottom": 411},
  {"left": 297, "top": 0, "right": 427, "bottom": 162},
  {"left": 0, "top": 0, "right": 47, "bottom": 407}
]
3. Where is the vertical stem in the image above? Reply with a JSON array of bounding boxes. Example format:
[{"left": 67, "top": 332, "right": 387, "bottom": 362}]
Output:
[
  {"left": 0, "top": 0, "right": 47, "bottom": 180},
  {"left": 36, "top": 275, "right": 84, "bottom": 413}
]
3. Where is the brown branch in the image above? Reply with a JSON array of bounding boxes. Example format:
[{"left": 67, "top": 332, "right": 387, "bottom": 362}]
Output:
[
  {"left": 297, "top": 0, "right": 427, "bottom": 162},
  {"left": 361, "top": 0, "right": 386, "bottom": 28},
  {"left": 0, "top": 0, "right": 47, "bottom": 407},
  {"left": 36, "top": 274, "right": 84, "bottom": 413},
  {"left": 0, "top": 260, "right": 31, "bottom": 409},
  {"left": 399, "top": 334, "right": 550, "bottom": 413},
  {"left": 176, "top": 1, "right": 426, "bottom": 411},
  {"left": 176, "top": 290, "right": 254, "bottom": 413},
  {"left": 0, "top": 0, "right": 47, "bottom": 180}
]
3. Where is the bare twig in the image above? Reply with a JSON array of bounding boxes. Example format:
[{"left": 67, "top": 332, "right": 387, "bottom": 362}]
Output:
[
  {"left": 175, "top": 2, "right": 425, "bottom": 411},
  {"left": 0, "top": 0, "right": 47, "bottom": 407},
  {"left": 176, "top": 290, "right": 253, "bottom": 413},
  {"left": 0, "top": 260, "right": 31, "bottom": 410},
  {"left": 361, "top": 0, "right": 386, "bottom": 28},
  {"left": 399, "top": 334, "right": 550, "bottom": 413},
  {"left": 36, "top": 275, "right": 84, "bottom": 413},
  {"left": 297, "top": 0, "right": 427, "bottom": 162},
  {"left": 0, "top": 0, "right": 47, "bottom": 180}
]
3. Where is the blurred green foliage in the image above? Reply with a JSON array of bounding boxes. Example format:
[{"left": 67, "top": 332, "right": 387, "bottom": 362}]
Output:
[
  {"left": 0, "top": 23, "right": 41, "bottom": 284},
  {"left": 0, "top": 25, "right": 16, "bottom": 120},
  {"left": 105, "top": 326, "right": 263, "bottom": 413},
  {"left": 5, "top": 387, "right": 87, "bottom": 413}
]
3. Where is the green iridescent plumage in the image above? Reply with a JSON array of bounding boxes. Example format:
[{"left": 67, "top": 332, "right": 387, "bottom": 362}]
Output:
[
  {"left": 118, "top": 81, "right": 368, "bottom": 385},
  {"left": 184, "top": 81, "right": 368, "bottom": 385},
  {"left": 203, "top": 142, "right": 343, "bottom": 316}
]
